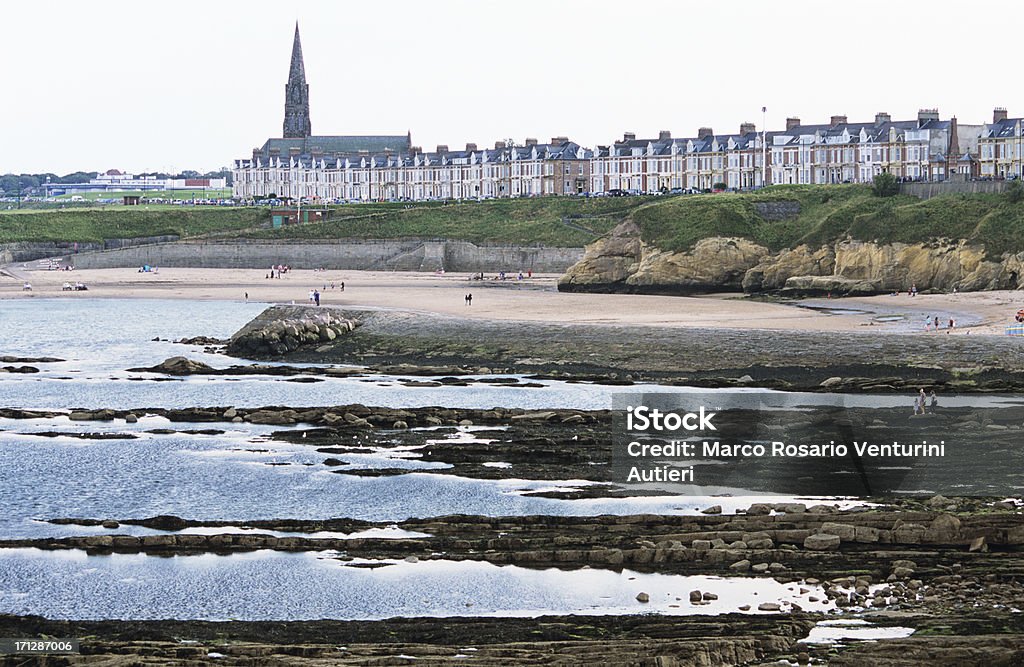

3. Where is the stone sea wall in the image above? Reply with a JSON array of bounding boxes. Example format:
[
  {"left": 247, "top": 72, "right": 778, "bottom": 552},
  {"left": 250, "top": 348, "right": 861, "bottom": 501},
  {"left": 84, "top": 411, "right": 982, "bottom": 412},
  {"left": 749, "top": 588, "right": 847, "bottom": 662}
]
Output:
[
  {"left": 62, "top": 239, "right": 583, "bottom": 273},
  {"left": 559, "top": 221, "right": 1024, "bottom": 296},
  {"left": 0, "top": 236, "right": 179, "bottom": 265}
]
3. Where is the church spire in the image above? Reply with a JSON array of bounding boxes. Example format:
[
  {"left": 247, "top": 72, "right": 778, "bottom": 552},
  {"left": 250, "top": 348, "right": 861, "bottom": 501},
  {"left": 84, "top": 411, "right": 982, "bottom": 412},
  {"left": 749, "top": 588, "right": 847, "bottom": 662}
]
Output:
[{"left": 283, "top": 22, "right": 311, "bottom": 138}]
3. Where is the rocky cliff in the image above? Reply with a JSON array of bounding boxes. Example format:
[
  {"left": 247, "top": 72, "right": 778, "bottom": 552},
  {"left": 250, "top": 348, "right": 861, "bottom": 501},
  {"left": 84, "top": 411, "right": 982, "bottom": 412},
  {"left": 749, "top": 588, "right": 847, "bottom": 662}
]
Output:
[{"left": 559, "top": 221, "right": 1024, "bottom": 295}]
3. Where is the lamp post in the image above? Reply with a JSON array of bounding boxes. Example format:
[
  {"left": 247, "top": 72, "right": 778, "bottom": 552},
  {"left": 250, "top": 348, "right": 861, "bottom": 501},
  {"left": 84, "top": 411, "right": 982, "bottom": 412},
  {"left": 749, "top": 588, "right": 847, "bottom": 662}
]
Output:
[{"left": 761, "top": 106, "right": 767, "bottom": 188}]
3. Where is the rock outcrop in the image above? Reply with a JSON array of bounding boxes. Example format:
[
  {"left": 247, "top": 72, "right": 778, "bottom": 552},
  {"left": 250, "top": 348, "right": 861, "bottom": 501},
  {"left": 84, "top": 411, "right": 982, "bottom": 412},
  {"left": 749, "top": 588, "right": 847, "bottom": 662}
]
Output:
[
  {"left": 226, "top": 306, "right": 359, "bottom": 359},
  {"left": 559, "top": 220, "right": 1024, "bottom": 295}
]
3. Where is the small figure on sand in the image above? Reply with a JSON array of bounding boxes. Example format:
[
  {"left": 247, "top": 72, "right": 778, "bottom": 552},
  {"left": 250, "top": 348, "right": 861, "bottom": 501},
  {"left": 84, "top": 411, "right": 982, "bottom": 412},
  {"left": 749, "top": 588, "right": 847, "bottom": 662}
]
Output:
[
  {"left": 244, "top": 292, "right": 248, "bottom": 302},
  {"left": 314, "top": 290, "right": 320, "bottom": 306},
  {"left": 465, "top": 293, "right": 473, "bottom": 306},
  {"left": 929, "top": 390, "right": 938, "bottom": 411},
  {"left": 917, "top": 389, "right": 933, "bottom": 413}
]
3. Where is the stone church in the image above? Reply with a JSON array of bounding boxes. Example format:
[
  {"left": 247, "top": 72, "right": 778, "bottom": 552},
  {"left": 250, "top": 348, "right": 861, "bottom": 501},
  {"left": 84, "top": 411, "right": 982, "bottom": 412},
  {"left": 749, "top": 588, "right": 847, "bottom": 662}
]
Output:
[{"left": 250, "top": 24, "right": 411, "bottom": 163}]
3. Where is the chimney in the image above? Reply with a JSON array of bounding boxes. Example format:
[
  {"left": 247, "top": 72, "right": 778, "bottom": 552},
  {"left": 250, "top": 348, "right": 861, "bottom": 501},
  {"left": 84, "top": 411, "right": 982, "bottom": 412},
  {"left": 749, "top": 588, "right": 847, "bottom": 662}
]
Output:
[
  {"left": 658, "top": 130, "right": 672, "bottom": 140},
  {"left": 739, "top": 122, "right": 756, "bottom": 135},
  {"left": 435, "top": 144, "right": 448, "bottom": 153},
  {"left": 874, "top": 112, "right": 891, "bottom": 125},
  {"left": 697, "top": 127, "right": 714, "bottom": 139},
  {"left": 786, "top": 117, "right": 801, "bottom": 131},
  {"left": 410, "top": 146, "right": 422, "bottom": 155},
  {"left": 551, "top": 136, "right": 569, "bottom": 144},
  {"left": 525, "top": 138, "right": 538, "bottom": 146},
  {"left": 465, "top": 142, "right": 477, "bottom": 152},
  {"left": 994, "top": 107, "right": 1008, "bottom": 123},
  {"left": 494, "top": 140, "right": 507, "bottom": 149},
  {"left": 830, "top": 115, "right": 847, "bottom": 126},
  {"left": 918, "top": 108, "right": 939, "bottom": 127},
  {"left": 622, "top": 132, "right": 636, "bottom": 142}
]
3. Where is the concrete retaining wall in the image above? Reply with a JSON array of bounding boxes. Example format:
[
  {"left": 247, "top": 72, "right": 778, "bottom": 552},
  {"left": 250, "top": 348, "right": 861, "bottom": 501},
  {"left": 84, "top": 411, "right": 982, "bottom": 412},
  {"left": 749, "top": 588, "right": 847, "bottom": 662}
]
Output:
[
  {"left": 901, "top": 181, "right": 1009, "bottom": 200},
  {"left": 66, "top": 239, "right": 584, "bottom": 273},
  {"left": 1, "top": 235, "right": 181, "bottom": 265}
]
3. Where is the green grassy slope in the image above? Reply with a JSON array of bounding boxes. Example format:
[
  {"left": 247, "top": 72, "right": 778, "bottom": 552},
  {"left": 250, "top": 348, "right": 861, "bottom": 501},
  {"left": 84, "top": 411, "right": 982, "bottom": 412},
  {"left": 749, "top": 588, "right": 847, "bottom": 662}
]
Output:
[
  {"left": 3, "top": 187, "right": 1022, "bottom": 254},
  {"left": 630, "top": 185, "right": 1024, "bottom": 257},
  {"left": 241, "top": 197, "right": 649, "bottom": 246},
  {"left": 0, "top": 208, "right": 269, "bottom": 243}
]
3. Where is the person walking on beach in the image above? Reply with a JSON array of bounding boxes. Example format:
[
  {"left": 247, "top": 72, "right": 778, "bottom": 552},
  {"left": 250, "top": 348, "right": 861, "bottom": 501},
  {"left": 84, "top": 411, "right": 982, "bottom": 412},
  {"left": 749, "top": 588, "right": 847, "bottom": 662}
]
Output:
[
  {"left": 314, "top": 290, "right": 320, "bottom": 307},
  {"left": 913, "top": 388, "right": 927, "bottom": 415},
  {"left": 465, "top": 293, "right": 473, "bottom": 306},
  {"left": 340, "top": 282, "right": 345, "bottom": 292},
  {"left": 928, "top": 390, "right": 938, "bottom": 412},
  {"left": 244, "top": 292, "right": 248, "bottom": 302}
]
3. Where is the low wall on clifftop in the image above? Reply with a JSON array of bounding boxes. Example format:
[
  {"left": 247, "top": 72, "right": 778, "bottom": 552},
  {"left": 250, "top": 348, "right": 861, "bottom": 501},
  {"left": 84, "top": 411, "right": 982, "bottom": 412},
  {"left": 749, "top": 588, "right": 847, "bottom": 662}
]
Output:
[{"left": 66, "top": 239, "right": 583, "bottom": 273}]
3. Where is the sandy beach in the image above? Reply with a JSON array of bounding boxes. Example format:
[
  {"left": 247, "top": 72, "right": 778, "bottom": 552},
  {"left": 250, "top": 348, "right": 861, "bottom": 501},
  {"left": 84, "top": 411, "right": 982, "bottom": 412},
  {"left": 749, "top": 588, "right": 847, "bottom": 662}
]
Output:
[{"left": 2, "top": 266, "right": 1021, "bottom": 335}]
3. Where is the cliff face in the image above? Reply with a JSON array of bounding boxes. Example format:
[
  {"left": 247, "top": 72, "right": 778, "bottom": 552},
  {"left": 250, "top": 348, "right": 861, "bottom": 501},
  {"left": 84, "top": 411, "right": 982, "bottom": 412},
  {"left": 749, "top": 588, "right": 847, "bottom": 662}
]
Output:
[{"left": 558, "top": 221, "right": 1024, "bottom": 295}]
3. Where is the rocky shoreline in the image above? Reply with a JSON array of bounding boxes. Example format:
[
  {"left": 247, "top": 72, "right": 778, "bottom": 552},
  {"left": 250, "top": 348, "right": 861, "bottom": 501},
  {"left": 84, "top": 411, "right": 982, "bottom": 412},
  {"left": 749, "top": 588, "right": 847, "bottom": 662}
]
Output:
[
  {"left": 557, "top": 220, "right": 1024, "bottom": 296},
  {"left": 3, "top": 501, "right": 1024, "bottom": 665},
  {"left": 169, "top": 305, "right": 1024, "bottom": 393}
]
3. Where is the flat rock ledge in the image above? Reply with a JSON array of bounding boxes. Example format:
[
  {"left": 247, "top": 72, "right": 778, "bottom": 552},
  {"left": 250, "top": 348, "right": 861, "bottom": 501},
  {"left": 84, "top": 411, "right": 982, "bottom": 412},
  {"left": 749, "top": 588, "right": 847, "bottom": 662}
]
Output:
[{"left": 225, "top": 306, "right": 359, "bottom": 358}]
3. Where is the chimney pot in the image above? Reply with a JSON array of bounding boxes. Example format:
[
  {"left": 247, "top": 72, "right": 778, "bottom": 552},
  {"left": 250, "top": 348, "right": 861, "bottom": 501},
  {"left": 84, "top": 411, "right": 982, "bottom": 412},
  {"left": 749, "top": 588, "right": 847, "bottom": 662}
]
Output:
[{"left": 917, "top": 108, "right": 940, "bottom": 126}]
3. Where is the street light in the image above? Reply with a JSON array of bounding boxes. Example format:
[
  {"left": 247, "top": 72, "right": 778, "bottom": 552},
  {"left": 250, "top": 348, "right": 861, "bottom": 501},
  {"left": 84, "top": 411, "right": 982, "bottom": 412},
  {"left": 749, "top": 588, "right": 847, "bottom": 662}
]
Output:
[{"left": 761, "top": 106, "right": 767, "bottom": 187}]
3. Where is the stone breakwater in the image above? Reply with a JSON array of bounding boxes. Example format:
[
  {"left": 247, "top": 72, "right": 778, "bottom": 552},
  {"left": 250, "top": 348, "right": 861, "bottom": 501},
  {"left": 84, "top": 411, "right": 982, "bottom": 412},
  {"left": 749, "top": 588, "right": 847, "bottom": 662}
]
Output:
[
  {"left": 225, "top": 306, "right": 358, "bottom": 358},
  {"left": 558, "top": 220, "right": 1024, "bottom": 295}
]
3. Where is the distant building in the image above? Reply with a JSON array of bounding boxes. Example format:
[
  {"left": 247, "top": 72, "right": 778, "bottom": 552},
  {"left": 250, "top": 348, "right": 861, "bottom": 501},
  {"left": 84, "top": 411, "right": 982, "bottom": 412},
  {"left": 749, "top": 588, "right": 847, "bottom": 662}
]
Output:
[
  {"left": 43, "top": 169, "right": 226, "bottom": 196},
  {"left": 232, "top": 26, "right": 1010, "bottom": 202}
]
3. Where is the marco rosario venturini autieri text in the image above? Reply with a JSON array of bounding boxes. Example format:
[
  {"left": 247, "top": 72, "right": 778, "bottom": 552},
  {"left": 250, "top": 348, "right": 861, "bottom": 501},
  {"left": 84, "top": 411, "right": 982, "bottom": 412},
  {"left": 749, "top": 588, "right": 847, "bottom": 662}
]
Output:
[{"left": 621, "top": 405, "right": 945, "bottom": 483}]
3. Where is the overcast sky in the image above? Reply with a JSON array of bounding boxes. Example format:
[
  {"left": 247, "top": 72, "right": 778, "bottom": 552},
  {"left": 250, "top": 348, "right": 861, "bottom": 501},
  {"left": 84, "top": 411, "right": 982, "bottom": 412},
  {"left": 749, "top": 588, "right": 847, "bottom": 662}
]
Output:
[{"left": 2, "top": 0, "right": 1021, "bottom": 175}]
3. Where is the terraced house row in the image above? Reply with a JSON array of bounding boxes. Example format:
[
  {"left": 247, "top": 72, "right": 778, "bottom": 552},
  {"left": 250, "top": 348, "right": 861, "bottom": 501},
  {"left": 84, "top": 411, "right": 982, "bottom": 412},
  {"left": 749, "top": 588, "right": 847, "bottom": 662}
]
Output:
[{"left": 232, "top": 26, "right": 1024, "bottom": 202}]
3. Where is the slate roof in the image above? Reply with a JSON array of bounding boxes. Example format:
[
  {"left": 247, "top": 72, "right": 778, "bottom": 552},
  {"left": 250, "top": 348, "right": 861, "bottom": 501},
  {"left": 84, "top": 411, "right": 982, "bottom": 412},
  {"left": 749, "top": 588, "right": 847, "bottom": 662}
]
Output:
[
  {"left": 983, "top": 118, "right": 1023, "bottom": 138},
  {"left": 258, "top": 135, "right": 412, "bottom": 159},
  {"left": 245, "top": 140, "right": 591, "bottom": 169}
]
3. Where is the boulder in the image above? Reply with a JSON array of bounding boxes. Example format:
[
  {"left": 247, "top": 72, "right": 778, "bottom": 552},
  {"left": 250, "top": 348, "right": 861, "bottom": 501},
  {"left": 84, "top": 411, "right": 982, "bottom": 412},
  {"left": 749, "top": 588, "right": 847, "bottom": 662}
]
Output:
[{"left": 804, "top": 534, "right": 841, "bottom": 551}]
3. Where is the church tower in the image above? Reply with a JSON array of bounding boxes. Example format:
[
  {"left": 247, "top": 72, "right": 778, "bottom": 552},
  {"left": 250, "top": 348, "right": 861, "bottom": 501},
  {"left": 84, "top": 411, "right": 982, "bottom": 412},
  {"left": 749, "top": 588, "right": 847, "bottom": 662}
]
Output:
[{"left": 283, "top": 23, "right": 312, "bottom": 138}]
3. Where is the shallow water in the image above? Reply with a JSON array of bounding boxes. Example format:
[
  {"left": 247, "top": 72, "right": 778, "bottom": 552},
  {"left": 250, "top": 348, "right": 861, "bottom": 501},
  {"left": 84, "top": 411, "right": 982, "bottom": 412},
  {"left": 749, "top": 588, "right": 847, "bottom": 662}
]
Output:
[{"left": 0, "top": 548, "right": 829, "bottom": 621}]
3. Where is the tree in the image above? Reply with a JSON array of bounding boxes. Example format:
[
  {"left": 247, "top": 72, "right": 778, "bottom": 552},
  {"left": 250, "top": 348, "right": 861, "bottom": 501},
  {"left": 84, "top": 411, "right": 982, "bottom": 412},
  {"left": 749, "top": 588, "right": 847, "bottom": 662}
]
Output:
[
  {"left": 0, "top": 174, "right": 19, "bottom": 195},
  {"left": 872, "top": 172, "right": 899, "bottom": 197}
]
